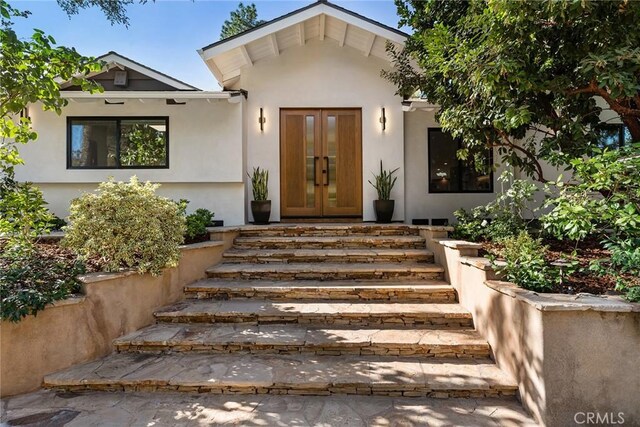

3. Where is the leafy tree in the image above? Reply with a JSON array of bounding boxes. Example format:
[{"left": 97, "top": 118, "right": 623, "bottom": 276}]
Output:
[
  {"left": 56, "top": 0, "right": 145, "bottom": 26},
  {"left": 220, "top": 2, "right": 265, "bottom": 40},
  {"left": 385, "top": 0, "right": 640, "bottom": 182},
  {"left": 1, "top": 0, "right": 104, "bottom": 248}
]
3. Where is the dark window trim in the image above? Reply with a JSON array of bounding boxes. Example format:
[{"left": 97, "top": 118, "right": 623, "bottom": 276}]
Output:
[
  {"left": 67, "top": 116, "right": 170, "bottom": 170},
  {"left": 427, "top": 128, "right": 494, "bottom": 194}
]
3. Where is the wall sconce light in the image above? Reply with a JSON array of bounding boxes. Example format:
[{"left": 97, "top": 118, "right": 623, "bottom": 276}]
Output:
[
  {"left": 379, "top": 107, "right": 386, "bottom": 131},
  {"left": 258, "top": 107, "right": 266, "bottom": 132}
]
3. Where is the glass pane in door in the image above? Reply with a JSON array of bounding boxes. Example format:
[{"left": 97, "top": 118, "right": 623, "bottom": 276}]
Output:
[
  {"left": 326, "top": 115, "right": 337, "bottom": 207},
  {"left": 305, "top": 115, "right": 316, "bottom": 207}
]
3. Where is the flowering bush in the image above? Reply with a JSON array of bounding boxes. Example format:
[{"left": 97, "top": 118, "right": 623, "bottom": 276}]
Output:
[{"left": 63, "top": 177, "right": 185, "bottom": 275}]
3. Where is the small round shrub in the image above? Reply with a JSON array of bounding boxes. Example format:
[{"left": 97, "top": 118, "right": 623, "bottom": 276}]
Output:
[{"left": 63, "top": 177, "right": 186, "bottom": 275}]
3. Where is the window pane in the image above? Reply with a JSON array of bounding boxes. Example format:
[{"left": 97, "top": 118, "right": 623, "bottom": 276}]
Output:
[
  {"left": 70, "top": 120, "right": 117, "bottom": 167},
  {"left": 461, "top": 153, "right": 492, "bottom": 191},
  {"left": 596, "top": 124, "right": 623, "bottom": 148},
  {"left": 429, "top": 130, "right": 459, "bottom": 192},
  {"left": 119, "top": 119, "right": 168, "bottom": 167},
  {"left": 429, "top": 129, "right": 492, "bottom": 193}
]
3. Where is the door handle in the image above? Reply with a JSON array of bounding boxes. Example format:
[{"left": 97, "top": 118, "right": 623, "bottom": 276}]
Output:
[
  {"left": 314, "top": 156, "right": 320, "bottom": 186},
  {"left": 324, "top": 156, "right": 329, "bottom": 186}
]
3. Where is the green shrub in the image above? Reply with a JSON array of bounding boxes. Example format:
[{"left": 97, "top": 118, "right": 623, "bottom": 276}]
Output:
[
  {"left": 186, "top": 208, "right": 214, "bottom": 240},
  {"left": 490, "top": 231, "right": 562, "bottom": 292},
  {"left": 590, "top": 238, "right": 640, "bottom": 302},
  {"left": 0, "top": 245, "right": 86, "bottom": 322},
  {"left": 453, "top": 171, "right": 538, "bottom": 241},
  {"left": 63, "top": 177, "right": 185, "bottom": 275},
  {"left": 368, "top": 160, "right": 399, "bottom": 201},
  {"left": 0, "top": 179, "right": 53, "bottom": 249},
  {"left": 48, "top": 215, "right": 67, "bottom": 231},
  {"left": 542, "top": 143, "right": 640, "bottom": 241}
]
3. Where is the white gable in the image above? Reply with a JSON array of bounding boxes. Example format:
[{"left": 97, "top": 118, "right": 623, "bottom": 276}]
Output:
[{"left": 198, "top": 1, "right": 407, "bottom": 87}]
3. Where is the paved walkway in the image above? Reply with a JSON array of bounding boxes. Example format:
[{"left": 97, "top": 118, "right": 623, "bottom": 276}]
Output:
[{"left": 1, "top": 390, "right": 537, "bottom": 426}]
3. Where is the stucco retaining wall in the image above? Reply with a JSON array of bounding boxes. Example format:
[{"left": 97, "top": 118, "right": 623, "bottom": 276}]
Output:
[
  {"left": 0, "top": 236, "right": 236, "bottom": 397},
  {"left": 421, "top": 228, "right": 640, "bottom": 426}
]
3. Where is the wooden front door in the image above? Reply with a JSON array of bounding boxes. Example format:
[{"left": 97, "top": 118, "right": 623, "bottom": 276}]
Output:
[{"left": 280, "top": 109, "right": 362, "bottom": 218}]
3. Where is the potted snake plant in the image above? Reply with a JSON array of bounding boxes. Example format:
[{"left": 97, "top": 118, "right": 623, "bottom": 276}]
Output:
[
  {"left": 368, "top": 160, "right": 399, "bottom": 223},
  {"left": 248, "top": 167, "right": 270, "bottom": 224}
]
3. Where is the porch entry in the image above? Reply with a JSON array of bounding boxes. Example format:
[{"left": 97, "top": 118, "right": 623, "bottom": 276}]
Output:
[{"left": 280, "top": 109, "right": 362, "bottom": 218}]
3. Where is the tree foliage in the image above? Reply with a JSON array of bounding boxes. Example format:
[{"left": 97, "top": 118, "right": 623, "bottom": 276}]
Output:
[
  {"left": 1, "top": 0, "right": 104, "bottom": 249},
  {"left": 1, "top": 0, "right": 103, "bottom": 181},
  {"left": 220, "top": 2, "right": 265, "bottom": 40},
  {"left": 56, "top": 0, "right": 145, "bottom": 26},
  {"left": 385, "top": 0, "right": 640, "bottom": 181}
]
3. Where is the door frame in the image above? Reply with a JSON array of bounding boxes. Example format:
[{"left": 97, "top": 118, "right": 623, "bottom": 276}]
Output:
[{"left": 279, "top": 107, "right": 363, "bottom": 219}]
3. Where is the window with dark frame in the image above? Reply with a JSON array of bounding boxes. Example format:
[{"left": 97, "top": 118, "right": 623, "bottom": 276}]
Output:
[
  {"left": 428, "top": 128, "right": 493, "bottom": 194},
  {"left": 595, "top": 123, "right": 632, "bottom": 149},
  {"left": 68, "top": 117, "right": 169, "bottom": 169}
]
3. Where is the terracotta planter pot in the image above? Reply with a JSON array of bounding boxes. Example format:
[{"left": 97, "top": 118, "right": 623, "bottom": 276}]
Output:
[
  {"left": 251, "top": 200, "right": 271, "bottom": 224},
  {"left": 373, "top": 200, "right": 394, "bottom": 223}
]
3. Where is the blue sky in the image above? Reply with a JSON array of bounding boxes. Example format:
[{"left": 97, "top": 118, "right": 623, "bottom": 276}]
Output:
[{"left": 10, "top": 1, "right": 404, "bottom": 90}]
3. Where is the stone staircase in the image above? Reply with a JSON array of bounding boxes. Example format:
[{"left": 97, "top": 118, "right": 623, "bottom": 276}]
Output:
[{"left": 43, "top": 224, "right": 519, "bottom": 401}]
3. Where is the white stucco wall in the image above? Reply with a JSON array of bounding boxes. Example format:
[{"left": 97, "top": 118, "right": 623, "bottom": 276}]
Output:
[
  {"left": 234, "top": 39, "right": 405, "bottom": 222},
  {"left": 15, "top": 98, "right": 246, "bottom": 225},
  {"left": 404, "top": 110, "right": 508, "bottom": 224}
]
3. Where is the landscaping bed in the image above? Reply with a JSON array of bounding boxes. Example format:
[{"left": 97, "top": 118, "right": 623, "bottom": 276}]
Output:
[{"left": 480, "top": 236, "right": 618, "bottom": 296}]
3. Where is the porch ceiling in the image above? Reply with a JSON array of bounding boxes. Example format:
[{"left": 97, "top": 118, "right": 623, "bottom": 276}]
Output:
[{"left": 198, "top": 1, "right": 407, "bottom": 88}]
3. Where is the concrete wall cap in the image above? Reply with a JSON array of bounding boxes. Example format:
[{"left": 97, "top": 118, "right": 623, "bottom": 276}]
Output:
[
  {"left": 485, "top": 280, "right": 640, "bottom": 313},
  {"left": 416, "top": 225, "right": 454, "bottom": 232},
  {"left": 433, "top": 238, "right": 482, "bottom": 250},
  {"left": 179, "top": 240, "right": 224, "bottom": 251},
  {"left": 460, "top": 256, "right": 494, "bottom": 271},
  {"left": 49, "top": 296, "right": 86, "bottom": 308}
]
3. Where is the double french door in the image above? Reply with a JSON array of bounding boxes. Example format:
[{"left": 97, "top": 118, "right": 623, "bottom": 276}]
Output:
[{"left": 280, "top": 108, "right": 362, "bottom": 218}]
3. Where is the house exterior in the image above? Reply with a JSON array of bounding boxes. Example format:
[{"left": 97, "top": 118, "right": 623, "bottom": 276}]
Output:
[{"left": 16, "top": 1, "right": 512, "bottom": 225}]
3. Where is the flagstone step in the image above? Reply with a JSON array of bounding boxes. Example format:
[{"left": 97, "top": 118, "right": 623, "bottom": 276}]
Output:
[
  {"left": 233, "top": 235, "right": 427, "bottom": 250},
  {"left": 238, "top": 224, "right": 420, "bottom": 237},
  {"left": 43, "top": 353, "right": 518, "bottom": 398},
  {"left": 153, "top": 300, "right": 474, "bottom": 328},
  {"left": 114, "top": 323, "right": 491, "bottom": 358},
  {"left": 206, "top": 263, "right": 444, "bottom": 281},
  {"left": 184, "top": 279, "right": 457, "bottom": 302},
  {"left": 221, "top": 248, "right": 434, "bottom": 264}
]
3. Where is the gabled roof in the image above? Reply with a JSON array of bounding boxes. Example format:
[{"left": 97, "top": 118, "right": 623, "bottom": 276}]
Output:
[
  {"left": 60, "top": 51, "right": 200, "bottom": 91},
  {"left": 198, "top": 0, "right": 407, "bottom": 87}
]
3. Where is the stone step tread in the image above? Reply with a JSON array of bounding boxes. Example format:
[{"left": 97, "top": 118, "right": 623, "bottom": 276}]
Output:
[
  {"left": 0, "top": 391, "right": 538, "bottom": 426},
  {"left": 43, "top": 353, "right": 518, "bottom": 393},
  {"left": 237, "top": 224, "right": 421, "bottom": 236},
  {"left": 114, "top": 323, "right": 490, "bottom": 350},
  {"left": 155, "top": 300, "right": 471, "bottom": 318},
  {"left": 207, "top": 263, "right": 445, "bottom": 275},
  {"left": 234, "top": 236, "right": 426, "bottom": 244},
  {"left": 185, "top": 279, "right": 453, "bottom": 292},
  {"left": 222, "top": 248, "right": 433, "bottom": 260}
]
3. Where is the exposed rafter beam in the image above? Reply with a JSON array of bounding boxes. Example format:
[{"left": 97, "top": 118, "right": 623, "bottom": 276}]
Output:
[
  {"left": 269, "top": 33, "right": 279, "bottom": 56},
  {"left": 239, "top": 45, "right": 253, "bottom": 67},
  {"left": 338, "top": 22, "right": 348, "bottom": 47},
  {"left": 298, "top": 23, "right": 305, "bottom": 46},
  {"left": 319, "top": 14, "right": 325, "bottom": 41},
  {"left": 363, "top": 33, "right": 376, "bottom": 57}
]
